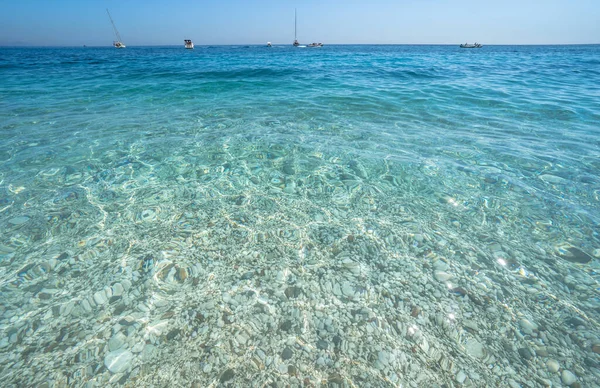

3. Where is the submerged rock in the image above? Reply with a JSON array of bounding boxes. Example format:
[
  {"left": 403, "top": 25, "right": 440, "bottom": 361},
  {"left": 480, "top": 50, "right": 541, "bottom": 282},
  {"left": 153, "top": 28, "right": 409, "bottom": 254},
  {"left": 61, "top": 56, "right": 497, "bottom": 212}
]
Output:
[
  {"left": 104, "top": 349, "right": 133, "bottom": 373},
  {"left": 547, "top": 359, "right": 559, "bottom": 373},
  {"left": 561, "top": 370, "right": 577, "bottom": 386},
  {"left": 449, "top": 287, "right": 468, "bottom": 297},
  {"left": 8, "top": 216, "right": 30, "bottom": 225},
  {"left": 279, "top": 320, "right": 293, "bottom": 332},
  {"left": 220, "top": 369, "right": 235, "bottom": 383},
  {"left": 281, "top": 347, "right": 294, "bottom": 360},
  {"left": 465, "top": 339, "right": 485, "bottom": 359},
  {"left": 557, "top": 246, "right": 593, "bottom": 264},
  {"left": 518, "top": 347, "right": 533, "bottom": 360},
  {"left": 518, "top": 318, "right": 537, "bottom": 334},
  {"left": 108, "top": 332, "right": 127, "bottom": 351},
  {"left": 434, "top": 271, "right": 452, "bottom": 282},
  {"left": 316, "top": 339, "right": 328, "bottom": 350},
  {"left": 284, "top": 286, "right": 302, "bottom": 299}
]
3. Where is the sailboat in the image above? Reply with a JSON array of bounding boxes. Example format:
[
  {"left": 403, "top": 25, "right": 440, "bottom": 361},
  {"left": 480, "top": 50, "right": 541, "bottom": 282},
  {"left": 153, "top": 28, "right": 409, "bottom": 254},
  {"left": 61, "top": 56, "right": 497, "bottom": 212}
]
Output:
[
  {"left": 292, "top": 9, "right": 323, "bottom": 48},
  {"left": 293, "top": 9, "right": 300, "bottom": 47},
  {"left": 106, "top": 9, "right": 126, "bottom": 48}
]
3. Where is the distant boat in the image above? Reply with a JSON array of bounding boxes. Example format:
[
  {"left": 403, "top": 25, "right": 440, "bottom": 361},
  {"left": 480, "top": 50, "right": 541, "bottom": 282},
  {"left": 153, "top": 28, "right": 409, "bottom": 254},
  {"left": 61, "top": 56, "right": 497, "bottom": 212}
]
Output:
[
  {"left": 267, "top": 42, "right": 272, "bottom": 47},
  {"left": 184, "top": 39, "right": 194, "bottom": 49},
  {"left": 292, "top": 9, "right": 323, "bottom": 47},
  {"left": 106, "top": 9, "right": 125, "bottom": 48},
  {"left": 460, "top": 43, "right": 482, "bottom": 48},
  {"left": 293, "top": 9, "right": 300, "bottom": 46}
]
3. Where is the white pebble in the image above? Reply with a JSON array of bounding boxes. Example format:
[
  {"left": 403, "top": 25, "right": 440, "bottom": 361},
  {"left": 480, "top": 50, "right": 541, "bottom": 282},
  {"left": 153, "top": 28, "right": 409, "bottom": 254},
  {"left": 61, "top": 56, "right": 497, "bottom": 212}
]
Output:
[
  {"left": 121, "top": 279, "right": 132, "bottom": 291},
  {"left": 112, "top": 283, "right": 124, "bottom": 297},
  {"left": 341, "top": 282, "right": 354, "bottom": 297},
  {"left": 547, "top": 359, "right": 559, "bottom": 373},
  {"left": 108, "top": 332, "right": 127, "bottom": 352},
  {"left": 561, "top": 370, "right": 577, "bottom": 385},
  {"left": 81, "top": 299, "right": 92, "bottom": 312},
  {"left": 93, "top": 290, "right": 107, "bottom": 305},
  {"left": 434, "top": 271, "right": 452, "bottom": 282},
  {"left": 104, "top": 349, "right": 134, "bottom": 373},
  {"left": 519, "top": 318, "right": 537, "bottom": 334}
]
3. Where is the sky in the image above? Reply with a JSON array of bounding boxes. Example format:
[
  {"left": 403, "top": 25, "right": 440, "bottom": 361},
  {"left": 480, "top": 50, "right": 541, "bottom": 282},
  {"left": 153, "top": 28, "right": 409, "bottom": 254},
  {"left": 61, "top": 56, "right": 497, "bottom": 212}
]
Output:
[{"left": 0, "top": 0, "right": 598, "bottom": 46}]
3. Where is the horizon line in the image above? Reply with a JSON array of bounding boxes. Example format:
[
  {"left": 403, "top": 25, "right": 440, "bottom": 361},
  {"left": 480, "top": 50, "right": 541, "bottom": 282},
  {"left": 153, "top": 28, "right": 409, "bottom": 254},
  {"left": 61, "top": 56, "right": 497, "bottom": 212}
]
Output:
[{"left": 1, "top": 43, "right": 599, "bottom": 48}]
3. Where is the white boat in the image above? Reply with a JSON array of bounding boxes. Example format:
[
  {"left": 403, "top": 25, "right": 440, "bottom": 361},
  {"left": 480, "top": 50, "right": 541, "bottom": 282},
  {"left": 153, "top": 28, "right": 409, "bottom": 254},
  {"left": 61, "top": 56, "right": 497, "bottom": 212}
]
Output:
[
  {"left": 106, "top": 9, "right": 125, "bottom": 48},
  {"left": 293, "top": 9, "right": 299, "bottom": 46},
  {"left": 460, "top": 43, "right": 482, "bottom": 48},
  {"left": 184, "top": 39, "right": 194, "bottom": 49},
  {"left": 267, "top": 42, "right": 272, "bottom": 47},
  {"left": 293, "top": 9, "right": 322, "bottom": 47}
]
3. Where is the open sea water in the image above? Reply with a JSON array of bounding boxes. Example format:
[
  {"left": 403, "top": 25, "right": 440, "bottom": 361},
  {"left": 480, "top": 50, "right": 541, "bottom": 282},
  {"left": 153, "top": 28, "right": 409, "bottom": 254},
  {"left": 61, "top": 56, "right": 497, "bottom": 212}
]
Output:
[{"left": 1, "top": 45, "right": 600, "bottom": 387}]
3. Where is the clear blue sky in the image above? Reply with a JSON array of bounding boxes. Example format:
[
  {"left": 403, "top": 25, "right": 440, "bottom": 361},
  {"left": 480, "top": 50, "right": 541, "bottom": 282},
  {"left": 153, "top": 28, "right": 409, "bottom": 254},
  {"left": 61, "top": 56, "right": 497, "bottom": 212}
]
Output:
[{"left": 0, "top": 0, "right": 598, "bottom": 46}]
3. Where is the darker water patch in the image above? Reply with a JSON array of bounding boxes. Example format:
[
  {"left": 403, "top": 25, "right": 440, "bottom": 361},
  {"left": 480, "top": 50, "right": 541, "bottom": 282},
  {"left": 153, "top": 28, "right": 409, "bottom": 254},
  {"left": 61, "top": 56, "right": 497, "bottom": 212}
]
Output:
[
  {"left": 373, "top": 67, "right": 444, "bottom": 80},
  {"left": 126, "top": 67, "right": 302, "bottom": 81},
  {"left": 558, "top": 247, "right": 593, "bottom": 264}
]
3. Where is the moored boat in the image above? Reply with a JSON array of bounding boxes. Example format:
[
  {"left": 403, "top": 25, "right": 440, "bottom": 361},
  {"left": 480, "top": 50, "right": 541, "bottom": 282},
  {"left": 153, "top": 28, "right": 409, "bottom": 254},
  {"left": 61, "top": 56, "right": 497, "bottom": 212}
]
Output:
[
  {"left": 293, "top": 9, "right": 299, "bottom": 46},
  {"left": 184, "top": 39, "right": 194, "bottom": 49},
  {"left": 293, "top": 9, "right": 322, "bottom": 47},
  {"left": 460, "top": 43, "right": 482, "bottom": 48},
  {"left": 267, "top": 42, "right": 272, "bottom": 47},
  {"left": 106, "top": 9, "right": 126, "bottom": 48}
]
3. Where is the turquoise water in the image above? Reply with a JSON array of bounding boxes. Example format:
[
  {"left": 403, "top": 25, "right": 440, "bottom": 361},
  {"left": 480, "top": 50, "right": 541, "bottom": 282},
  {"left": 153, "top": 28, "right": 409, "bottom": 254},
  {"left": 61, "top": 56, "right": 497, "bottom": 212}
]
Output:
[{"left": 1, "top": 45, "right": 599, "bottom": 387}]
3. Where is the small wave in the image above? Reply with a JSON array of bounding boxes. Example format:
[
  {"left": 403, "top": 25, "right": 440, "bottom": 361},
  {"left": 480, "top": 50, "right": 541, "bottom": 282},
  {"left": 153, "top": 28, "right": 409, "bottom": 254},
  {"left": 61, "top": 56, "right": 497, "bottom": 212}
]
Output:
[{"left": 373, "top": 68, "right": 443, "bottom": 80}]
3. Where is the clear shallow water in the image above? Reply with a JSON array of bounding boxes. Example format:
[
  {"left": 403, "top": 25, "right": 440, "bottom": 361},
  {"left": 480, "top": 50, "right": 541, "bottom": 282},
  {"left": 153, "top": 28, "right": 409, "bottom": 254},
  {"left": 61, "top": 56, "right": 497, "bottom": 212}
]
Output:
[{"left": 1, "top": 45, "right": 599, "bottom": 387}]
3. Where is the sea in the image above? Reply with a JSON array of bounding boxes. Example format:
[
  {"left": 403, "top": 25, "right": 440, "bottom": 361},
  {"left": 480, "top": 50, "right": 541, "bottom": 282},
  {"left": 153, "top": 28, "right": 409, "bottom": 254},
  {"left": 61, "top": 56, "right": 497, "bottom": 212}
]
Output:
[{"left": 1, "top": 45, "right": 599, "bottom": 387}]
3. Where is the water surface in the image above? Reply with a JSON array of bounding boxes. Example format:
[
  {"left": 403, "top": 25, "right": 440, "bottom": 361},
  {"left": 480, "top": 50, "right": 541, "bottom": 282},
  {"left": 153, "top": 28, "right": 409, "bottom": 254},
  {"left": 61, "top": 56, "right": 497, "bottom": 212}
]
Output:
[{"left": 1, "top": 45, "right": 599, "bottom": 387}]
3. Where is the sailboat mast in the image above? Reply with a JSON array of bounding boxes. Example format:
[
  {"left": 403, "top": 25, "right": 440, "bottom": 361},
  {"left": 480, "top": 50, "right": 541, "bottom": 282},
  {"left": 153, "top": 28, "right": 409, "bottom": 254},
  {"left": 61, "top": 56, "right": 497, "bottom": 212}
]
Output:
[
  {"left": 295, "top": 9, "right": 297, "bottom": 41},
  {"left": 106, "top": 9, "right": 122, "bottom": 43}
]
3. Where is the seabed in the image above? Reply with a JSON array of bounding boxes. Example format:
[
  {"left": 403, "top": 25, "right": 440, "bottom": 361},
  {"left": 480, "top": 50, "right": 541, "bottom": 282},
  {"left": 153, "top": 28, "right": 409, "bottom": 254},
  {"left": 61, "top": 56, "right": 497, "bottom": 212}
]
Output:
[{"left": 1, "top": 128, "right": 599, "bottom": 387}]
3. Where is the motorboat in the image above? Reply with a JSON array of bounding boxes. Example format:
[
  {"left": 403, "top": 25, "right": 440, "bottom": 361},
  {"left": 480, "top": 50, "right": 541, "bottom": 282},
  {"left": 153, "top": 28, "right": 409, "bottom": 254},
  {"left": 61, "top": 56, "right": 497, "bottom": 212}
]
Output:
[
  {"left": 184, "top": 39, "right": 194, "bottom": 49},
  {"left": 267, "top": 42, "right": 272, "bottom": 47},
  {"left": 307, "top": 43, "right": 323, "bottom": 47},
  {"left": 460, "top": 43, "right": 482, "bottom": 48}
]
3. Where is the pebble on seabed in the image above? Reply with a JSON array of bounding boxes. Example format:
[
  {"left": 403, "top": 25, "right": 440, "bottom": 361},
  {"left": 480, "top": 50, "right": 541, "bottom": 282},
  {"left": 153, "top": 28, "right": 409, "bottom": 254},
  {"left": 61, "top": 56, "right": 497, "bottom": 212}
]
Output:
[
  {"left": 561, "top": 370, "right": 577, "bottom": 385},
  {"left": 518, "top": 318, "right": 537, "bottom": 334},
  {"left": 281, "top": 347, "right": 294, "bottom": 360},
  {"left": 8, "top": 216, "right": 29, "bottom": 225},
  {"left": 104, "top": 349, "right": 134, "bottom": 374},
  {"left": 546, "top": 359, "right": 559, "bottom": 373},
  {"left": 3, "top": 128, "right": 600, "bottom": 388},
  {"left": 434, "top": 271, "right": 452, "bottom": 282}
]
